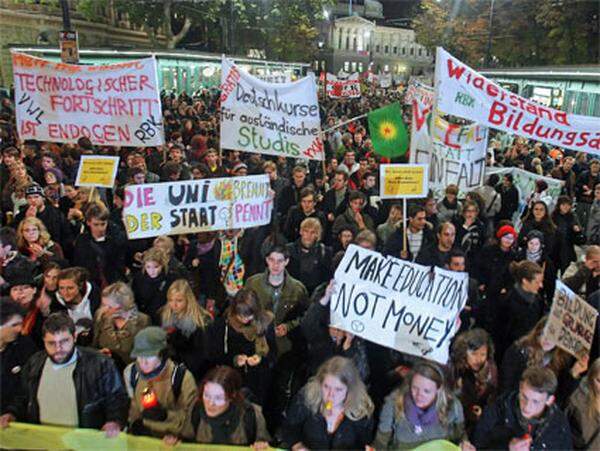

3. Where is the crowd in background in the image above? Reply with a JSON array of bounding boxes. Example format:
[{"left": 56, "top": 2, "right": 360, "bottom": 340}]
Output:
[{"left": 0, "top": 82, "right": 599, "bottom": 450}]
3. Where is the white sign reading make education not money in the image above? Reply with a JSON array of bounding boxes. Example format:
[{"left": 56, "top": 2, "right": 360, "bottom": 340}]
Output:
[
  {"left": 543, "top": 280, "right": 598, "bottom": 359},
  {"left": 12, "top": 52, "right": 164, "bottom": 147},
  {"left": 435, "top": 47, "right": 600, "bottom": 154},
  {"left": 123, "top": 174, "right": 273, "bottom": 239},
  {"left": 332, "top": 245, "right": 468, "bottom": 364},
  {"left": 220, "top": 58, "right": 323, "bottom": 160},
  {"left": 410, "top": 100, "right": 488, "bottom": 197}
]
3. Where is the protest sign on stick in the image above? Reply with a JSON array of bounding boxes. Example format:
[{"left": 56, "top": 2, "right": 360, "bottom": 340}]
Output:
[
  {"left": 220, "top": 58, "right": 323, "bottom": 160},
  {"left": 379, "top": 164, "right": 429, "bottom": 199},
  {"left": 12, "top": 52, "right": 164, "bottom": 146},
  {"left": 326, "top": 73, "right": 361, "bottom": 98},
  {"left": 332, "top": 244, "right": 468, "bottom": 364},
  {"left": 434, "top": 47, "right": 600, "bottom": 154},
  {"left": 543, "top": 280, "right": 598, "bottom": 359},
  {"left": 75, "top": 155, "right": 120, "bottom": 188},
  {"left": 123, "top": 174, "right": 272, "bottom": 239}
]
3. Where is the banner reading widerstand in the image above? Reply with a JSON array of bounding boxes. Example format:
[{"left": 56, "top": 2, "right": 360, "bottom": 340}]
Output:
[
  {"left": 410, "top": 100, "right": 488, "bottom": 196},
  {"left": 123, "top": 174, "right": 272, "bottom": 239},
  {"left": 220, "top": 58, "right": 323, "bottom": 160},
  {"left": 332, "top": 244, "right": 468, "bottom": 364},
  {"left": 435, "top": 48, "right": 600, "bottom": 154},
  {"left": 326, "top": 72, "right": 361, "bottom": 98},
  {"left": 12, "top": 52, "right": 164, "bottom": 146}
]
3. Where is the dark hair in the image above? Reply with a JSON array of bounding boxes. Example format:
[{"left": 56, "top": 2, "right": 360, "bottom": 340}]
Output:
[
  {"left": 201, "top": 366, "right": 243, "bottom": 405},
  {"left": 265, "top": 244, "right": 289, "bottom": 260},
  {"left": 487, "top": 174, "right": 499, "bottom": 186},
  {"left": 58, "top": 267, "right": 89, "bottom": 294},
  {"left": 0, "top": 298, "right": 25, "bottom": 325},
  {"left": 408, "top": 205, "right": 426, "bottom": 219},
  {"left": 348, "top": 190, "right": 365, "bottom": 203},
  {"left": 230, "top": 288, "right": 261, "bottom": 319},
  {"left": 521, "top": 367, "right": 558, "bottom": 396},
  {"left": 452, "top": 328, "right": 495, "bottom": 372},
  {"left": 299, "top": 187, "right": 315, "bottom": 200},
  {"left": 42, "top": 312, "right": 75, "bottom": 337},
  {"left": 0, "top": 227, "right": 17, "bottom": 250},
  {"left": 449, "top": 249, "right": 466, "bottom": 261},
  {"left": 509, "top": 260, "right": 543, "bottom": 283},
  {"left": 85, "top": 202, "right": 109, "bottom": 222},
  {"left": 334, "top": 169, "right": 349, "bottom": 181}
]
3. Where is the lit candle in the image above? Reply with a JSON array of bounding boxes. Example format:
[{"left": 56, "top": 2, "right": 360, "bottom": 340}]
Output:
[{"left": 141, "top": 387, "right": 158, "bottom": 409}]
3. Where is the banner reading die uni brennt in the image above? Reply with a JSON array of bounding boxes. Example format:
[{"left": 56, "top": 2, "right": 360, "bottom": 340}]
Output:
[
  {"left": 220, "top": 58, "right": 323, "bottom": 161},
  {"left": 123, "top": 174, "right": 272, "bottom": 239},
  {"left": 409, "top": 100, "right": 488, "bottom": 197},
  {"left": 435, "top": 47, "right": 600, "bottom": 154},
  {"left": 12, "top": 52, "right": 164, "bottom": 147},
  {"left": 326, "top": 73, "right": 361, "bottom": 98},
  {"left": 332, "top": 245, "right": 468, "bottom": 364}
]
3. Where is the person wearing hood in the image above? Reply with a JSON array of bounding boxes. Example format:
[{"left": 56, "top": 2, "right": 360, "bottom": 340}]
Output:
[
  {"left": 566, "top": 357, "right": 600, "bottom": 449},
  {"left": 124, "top": 327, "right": 198, "bottom": 438}
]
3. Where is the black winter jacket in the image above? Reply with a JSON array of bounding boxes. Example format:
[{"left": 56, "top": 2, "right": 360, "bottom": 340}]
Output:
[
  {"left": 472, "top": 391, "right": 573, "bottom": 450},
  {"left": 383, "top": 225, "right": 436, "bottom": 261},
  {"left": 4, "top": 347, "right": 129, "bottom": 428},
  {"left": 286, "top": 240, "right": 333, "bottom": 295},
  {"left": 0, "top": 335, "right": 37, "bottom": 413}
]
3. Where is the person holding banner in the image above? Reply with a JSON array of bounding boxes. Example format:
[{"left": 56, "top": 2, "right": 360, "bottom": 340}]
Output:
[{"left": 373, "top": 361, "right": 466, "bottom": 449}]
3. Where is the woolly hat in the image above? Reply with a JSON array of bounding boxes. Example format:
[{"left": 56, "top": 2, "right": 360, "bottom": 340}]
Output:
[
  {"left": 526, "top": 229, "right": 545, "bottom": 244},
  {"left": 496, "top": 224, "right": 517, "bottom": 240}
]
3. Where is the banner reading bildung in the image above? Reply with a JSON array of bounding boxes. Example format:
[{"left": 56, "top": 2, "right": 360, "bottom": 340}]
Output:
[
  {"left": 332, "top": 245, "right": 467, "bottom": 364},
  {"left": 435, "top": 47, "right": 600, "bottom": 154},
  {"left": 123, "top": 174, "right": 272, "bottom": 239},
  {"left": 410, "top": 100, "right": 488, "bottom": 196},
  {"left": 326, "top": 73, "right": 361, "bottom": 98},
  {"left": 12, "top": 52, "right": 164, "bottom": 146},
  {"left": 220, "top": 58, "right": 323, "bottom": 160}
]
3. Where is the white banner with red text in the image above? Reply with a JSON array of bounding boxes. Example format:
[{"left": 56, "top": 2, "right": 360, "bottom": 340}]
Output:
[
  {"left": 434, "top": 47, "right": 600, "bottom": 154},
  {"left": 326, "top": 72, "right": 361, "bottom": 98},
  {"left": 11, "top": 52, "right": 164, "bottom": 146}
]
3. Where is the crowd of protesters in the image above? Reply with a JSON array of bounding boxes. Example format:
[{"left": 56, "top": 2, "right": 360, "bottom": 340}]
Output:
[{"left": 0, "top": 82, "right": 599, "bottom": 451}]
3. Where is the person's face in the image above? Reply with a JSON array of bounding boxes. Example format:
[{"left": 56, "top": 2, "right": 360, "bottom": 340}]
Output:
[
  {"left": 359, "top": 160, "right": 368, "bottom": 171},
  {"left": 64, "top": 185, "right": 78, "bottom": 200},
  {"left": 206, "top": 152, "right": 218, "bottom": 167},
  {"left": 539, "top": 335, "right": 556, "bottom": 352},
  {"left": 44, "top": 330, "right": 75, "bottom": 364},
  {"left": 44, "top": 172, "right": 57, "bottom": 185},
  {"left": 41, "top": 156, "right": 55, "bottom": 171},
  {"left": 3, "top": 154, "right": 16, "bottom": 167},
  {"left": 410, "top": 212, "right": 427, "bottom": 231},
  {"left": 500, "top": 234, "right": 515, "bottom": 250},
  {"left": 168, "top": 292, "right": 187, "bottom": 315},
  {"left": 594, "top": 185, "right": 600, "bottom": 201},
  {"left": 340, "top": 230, "right": 353, "bottom": 248},
  {"left": 44, "top": 268, "right": 60, "bottom": 291},
  {"left": 464, "top": 205, "right": 478, "bottom": 221},
  {"left": 558, "top": 202, "right": 572, "bottom": 215},
  {"left": 0, "top": 315, "right": 23, "bottom": 345},
  {"left": 333, "top": 173, "right": 346, "bottom": 190},
  {"left": 101, "top": 296, "right": 121, "bottom": 316},
  {"left": 350, "top": 198, "right": 363, "bottom": 212},
  {"left": 344, "top": 152, "right": 355, "bottom": 166},
  {"left": 293, "top": 171, "right": 306, "bottom": 187},
  {"left": 364, "top": 175, "right": 376, "bottom": 189},
  {"left": 586, "top": 251, "right": 600, "bottom": 272},
  {"left": 448, "top": 257, "right": 466, "bottom": 272},
  {"left": 144, "top": 261, "right": 163, "bottom": 279},
  {"left": 87, "top": 218, "right": 108, "bottom": 239},
  {"left": 169, "top": 171, "right": 181, "bottom": 181},
  {"left": 203, "top": 382, "right": 230, "bottom": 417},
  {"left": 519, "top": 382, "right": 554, "bottom": 419},
  {"left": 191, "top": 168, "right": 204, "bottom": 180},
  {"left": 439, "top": 225, "right": 456, "bottom": 249},
  {"left": 137, "top": 356, "right": 162, "bottom": 374},
  {"left": 591, "top": 163, "right": 600, "bottom": 175},
  {"left": 10, "top": 284, "right": 36, "bottom": 307},
  {"left": 522, "top": 272, "right": 544, "bottom": 294},
  {"left": 27, "top": 194, "right": 44, "bottom": 210},
  {"left": 330, "top": 159, "right": 338, "bottom": 170},
  {"left": 466, "top": 345, "right": 488, "bottom": 372},
  {"left": 58, "top": 278, "right": 81, "bottom": 304},
  {"left": 424, "top": 200, "right": 437, "bottom": 215},
  {"left": 410, "top": 373, "right": 439, "bottom": 410},
  {"left": 265, "top": 167, "right": 276, "bottom": 181},
  {"left": 592, "top": 371, "right": 600, "bottom": 395},
  {"left": 445, "top": 193, "right": 457, "bottom": 203},
  {"left": 527, "top": 238, "right": 542, "bottom": 254},
  {"left": 503, "top": 176, "right": 511, "bottom": 188},
  {"left": 23, "top": 224, "right": 40, "bottom": 243},
  {"left": 532, "top": 204, "right": 546, "bottom": 221},
  {"left": 321, "top": 374, "right": 348, "bottom": 410},
  {"left": 133, "top": 173, "right": 146, "bottom": 184},
  {"left": 300, "top": 227, "right": 319, "bottom": 247},
  {"left": 266, "top": 252, "right": 288, "bottom": 276},
  {"left": 563, "top": 158, "right": 574, "bottom": 171},
  {"left": 234, "top": 168, "right": 248, "bottom": 176},
  {"left": 300, "top": 195, "right": 315, "bottom": 214},
  {"left": 170, "top": 149, "right": 183, "bottom": 162}
]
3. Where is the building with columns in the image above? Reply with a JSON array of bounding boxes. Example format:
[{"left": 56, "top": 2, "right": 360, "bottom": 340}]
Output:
[{"left": 315, "top": 15, "right": 433, "bottom": 81}]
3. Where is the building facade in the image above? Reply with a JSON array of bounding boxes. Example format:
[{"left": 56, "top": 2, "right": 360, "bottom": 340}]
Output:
[{"left": 315, "top": 15, "right": 433, "bottom": 81}]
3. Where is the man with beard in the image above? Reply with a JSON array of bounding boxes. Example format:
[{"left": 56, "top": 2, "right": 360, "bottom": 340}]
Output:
[{"left": 0, "top": 313, "right": 128, "bottom": 436}]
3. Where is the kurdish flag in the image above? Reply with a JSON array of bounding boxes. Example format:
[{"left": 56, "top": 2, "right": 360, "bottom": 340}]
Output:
[{"left": 368, "top": 103, "right": 408, "bottom": 158}]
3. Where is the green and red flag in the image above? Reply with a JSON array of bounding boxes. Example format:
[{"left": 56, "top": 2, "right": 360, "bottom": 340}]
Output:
[{"left": 368, "top": 102, "right": 408, "bottom": 158}]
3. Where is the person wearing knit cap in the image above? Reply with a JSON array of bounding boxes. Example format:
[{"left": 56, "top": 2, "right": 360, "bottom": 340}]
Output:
[
  {"left": 496, "top": 224, "right": 517, "bottom": 241},
  {"left": 517, "top": 229, "right": 557, "bottom": 307}
]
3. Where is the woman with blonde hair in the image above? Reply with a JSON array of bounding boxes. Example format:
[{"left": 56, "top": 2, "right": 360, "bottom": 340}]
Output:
[
  {"left": 132, "top": 247, "right": 174, "bottom": 323},
  {"left": 282, "top": 356, "right": 374, "bottom": 450},
  {"left": 374, "top": 361, "right": 466, "bottom": 449},
  {"left": 93, "top": 281, "right": 150, "bottom": 370},
  {"left": 160, "top": 279, "right": 212, "bottom": 380},
  {"left": 2, "top": 160, "right": 33, "bottom": 218},
  {"left": 16, "top": 216, "right": 64, "bottom": 265},
  {"left": 567, "top": 357, "right": 600, "bottom": 449}
]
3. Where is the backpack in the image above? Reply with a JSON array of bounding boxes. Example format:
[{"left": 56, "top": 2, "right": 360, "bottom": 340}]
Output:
[{"left": 129, "top": 362, "right": 187, "bottom": 401}]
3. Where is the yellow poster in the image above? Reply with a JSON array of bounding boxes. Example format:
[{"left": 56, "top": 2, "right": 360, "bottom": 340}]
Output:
[
  {"left": 75, "top": 155, "right": 120, "bottom": 188},
  {"left": 380, "top": 164, "right": 429, "bottom": 199}
]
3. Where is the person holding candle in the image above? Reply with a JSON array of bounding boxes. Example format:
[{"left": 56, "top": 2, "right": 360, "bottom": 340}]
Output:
[
  {"left": 282, "top": 356, "right": 374, "bottom": 450},
  {"left": 124, "top": 327, "right": 198, "bottom": 438}
]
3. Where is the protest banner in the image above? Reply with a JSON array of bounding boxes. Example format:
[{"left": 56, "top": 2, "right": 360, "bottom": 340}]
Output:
[
  {"left": 410, "top": 100, "right": 488, "bottom": 197},
  {"left": 74, "top": 155, "right": 120, "bottom": 188},
  {"left": 0, "top": 421, "right": 281, "bottom": 450},
  {"left": 12, "top": 52, "right": 164, "bottom": 147},
  {"left": 380, "top": 164, "right": 429, "bottom": 199},
  {"left": 486, "top": 167, "right": 564, "bottom": 222},
  {"left": 326, "top": 72, "right": 361, "bottom": 98},
  {"left": 404, "top": 78, "right": 435, "bottom": 109},
  {"left": 254, "top": 73, "right": 292, "bottom": 84},
  {"left": 378, "top": 72, "right": 392, "bottom": 89},
  {"left": 435, "top": 47, "right": 600, "bottom": 154},
  {"left": 543, "top": 280, "right": 598, "bottom": 359},
  {"left": 123, "top": 174, "right": 272, "bottom": 239},
  {"left": 331, "top": 244, "right": 468, "bottom": 364},
  {"left": 220, "top": 58, "right": 323, "bottom": 161}
]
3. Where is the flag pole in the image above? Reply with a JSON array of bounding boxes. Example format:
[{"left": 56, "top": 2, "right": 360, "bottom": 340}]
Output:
[
  {"left": 321, "top": 113, "right": 368, "bottom": 135},
  {"left": 402, "top": 198, "right": 407, "bottom": 255}
]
